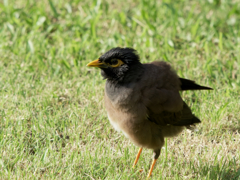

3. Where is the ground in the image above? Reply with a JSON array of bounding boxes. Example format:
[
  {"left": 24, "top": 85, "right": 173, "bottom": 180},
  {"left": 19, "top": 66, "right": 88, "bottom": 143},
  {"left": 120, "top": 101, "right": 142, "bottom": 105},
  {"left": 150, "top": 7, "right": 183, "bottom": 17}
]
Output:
[{"left": 0, "top": 0, "right": 240, "bottom": 179}]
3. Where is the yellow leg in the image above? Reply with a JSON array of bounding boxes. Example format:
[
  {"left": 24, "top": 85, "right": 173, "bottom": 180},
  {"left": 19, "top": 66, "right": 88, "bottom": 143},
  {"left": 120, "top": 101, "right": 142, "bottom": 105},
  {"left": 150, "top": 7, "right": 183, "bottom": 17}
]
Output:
[
  {"left": 147, "top": 159, "right": 157, "bottom": 178},
  {"left": 132, "top": 148, "right": 143, "bottom": 168}
]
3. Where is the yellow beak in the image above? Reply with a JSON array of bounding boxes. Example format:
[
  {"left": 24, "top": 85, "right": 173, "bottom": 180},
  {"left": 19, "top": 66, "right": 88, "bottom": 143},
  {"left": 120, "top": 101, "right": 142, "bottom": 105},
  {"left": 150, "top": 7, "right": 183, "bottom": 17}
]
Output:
[{"left": 87, "top": 59, "right": 107, "bottom": 68}]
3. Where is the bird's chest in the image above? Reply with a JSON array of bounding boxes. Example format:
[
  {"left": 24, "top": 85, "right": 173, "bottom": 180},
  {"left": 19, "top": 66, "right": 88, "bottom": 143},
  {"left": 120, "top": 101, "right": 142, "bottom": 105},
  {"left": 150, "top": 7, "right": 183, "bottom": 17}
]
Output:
[
  {"left": 105, "top": 82, "right": 138, "bottom": 107},
  {"left": 104, "top": 90, "right": 147, "bottom": 136},
  {"left": 104, "top": 88, "right": 137, "bottom": 127}
]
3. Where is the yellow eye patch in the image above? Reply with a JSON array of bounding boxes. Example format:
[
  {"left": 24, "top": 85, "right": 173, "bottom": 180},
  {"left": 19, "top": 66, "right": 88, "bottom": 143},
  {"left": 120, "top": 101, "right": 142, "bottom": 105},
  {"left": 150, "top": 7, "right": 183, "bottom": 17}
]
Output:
[{"left": 108, "top": 59, "right": 124, "bottom": 68}]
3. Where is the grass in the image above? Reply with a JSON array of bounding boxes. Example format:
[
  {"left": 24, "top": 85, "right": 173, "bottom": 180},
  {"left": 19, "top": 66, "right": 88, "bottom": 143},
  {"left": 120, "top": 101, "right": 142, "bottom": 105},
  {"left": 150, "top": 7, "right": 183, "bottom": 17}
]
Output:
[{"left": 0, "top": 0, "right": 240, "bottom": 179}]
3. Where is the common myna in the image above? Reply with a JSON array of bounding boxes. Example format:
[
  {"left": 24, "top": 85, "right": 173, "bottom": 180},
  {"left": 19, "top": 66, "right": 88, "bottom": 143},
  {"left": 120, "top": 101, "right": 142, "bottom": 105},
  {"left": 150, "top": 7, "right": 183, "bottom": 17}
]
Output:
[{"left": 87, "top": 47, "right": 212, "bottom": 178}]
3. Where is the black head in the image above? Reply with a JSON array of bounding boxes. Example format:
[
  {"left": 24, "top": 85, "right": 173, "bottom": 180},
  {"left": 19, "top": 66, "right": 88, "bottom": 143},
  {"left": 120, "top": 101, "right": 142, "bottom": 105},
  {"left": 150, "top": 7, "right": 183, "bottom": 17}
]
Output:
[
  {"left": 87, "top": 47, "right": 143, "bottom": 83},
  {"left": 99, "top": 47, "right": 140, "bottom": 65}
]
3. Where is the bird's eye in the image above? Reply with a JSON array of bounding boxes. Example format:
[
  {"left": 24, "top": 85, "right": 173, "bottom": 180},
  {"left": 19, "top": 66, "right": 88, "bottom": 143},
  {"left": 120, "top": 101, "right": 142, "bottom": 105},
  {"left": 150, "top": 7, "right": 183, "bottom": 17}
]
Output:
[
  {"left": 109, "top": 59, "right": 124, "bottom": 68},
  {"left": 111, "top": 59, "right": 118, "bottom": 65}
]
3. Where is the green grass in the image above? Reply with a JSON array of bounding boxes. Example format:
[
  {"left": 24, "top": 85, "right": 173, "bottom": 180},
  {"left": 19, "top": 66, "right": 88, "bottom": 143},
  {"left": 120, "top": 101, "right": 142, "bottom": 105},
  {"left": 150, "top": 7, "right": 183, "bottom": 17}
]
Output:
[{"left": 0, "top": 0, "right": 240, "bottom": 179}]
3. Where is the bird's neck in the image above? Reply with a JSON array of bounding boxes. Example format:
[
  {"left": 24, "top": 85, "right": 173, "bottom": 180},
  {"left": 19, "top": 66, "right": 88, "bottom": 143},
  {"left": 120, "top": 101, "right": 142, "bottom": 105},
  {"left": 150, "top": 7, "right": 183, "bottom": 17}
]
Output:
[
  {"left": 105, "top": 63, "right": 144, "bottom": 103},
  {"left": 121, "top": 63, "right": 144, "bottom": 84}
]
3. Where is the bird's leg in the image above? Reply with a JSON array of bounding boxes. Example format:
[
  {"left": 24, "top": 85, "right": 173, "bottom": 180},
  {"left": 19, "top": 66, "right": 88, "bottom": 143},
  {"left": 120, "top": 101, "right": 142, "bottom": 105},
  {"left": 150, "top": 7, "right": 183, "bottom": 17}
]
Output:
[
  {"left": 132, "top": 147, "right": 143, "bottom": 168},
  {"left": 147, "top": 149, "right": 161, "bottom": 178}
]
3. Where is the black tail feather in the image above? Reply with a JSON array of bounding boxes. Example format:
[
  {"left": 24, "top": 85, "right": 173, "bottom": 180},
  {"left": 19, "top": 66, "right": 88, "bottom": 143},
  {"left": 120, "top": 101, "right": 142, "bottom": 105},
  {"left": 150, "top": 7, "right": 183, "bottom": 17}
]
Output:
[{"left": 180, "top": 78, "right": 213, "bottom": 91}]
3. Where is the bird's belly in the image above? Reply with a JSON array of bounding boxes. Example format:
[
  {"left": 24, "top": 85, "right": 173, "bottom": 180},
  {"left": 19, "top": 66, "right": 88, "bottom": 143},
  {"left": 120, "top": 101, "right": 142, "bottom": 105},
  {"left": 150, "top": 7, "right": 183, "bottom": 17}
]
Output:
[
  {"left": 107, "top": 113, "right": 130, "bottom": 139},
  {"left": 107, "top": 113, "right": 164, "bottom": 149},
  {"left": 107, "top": 114, "right": 121, "bottom": 132}
]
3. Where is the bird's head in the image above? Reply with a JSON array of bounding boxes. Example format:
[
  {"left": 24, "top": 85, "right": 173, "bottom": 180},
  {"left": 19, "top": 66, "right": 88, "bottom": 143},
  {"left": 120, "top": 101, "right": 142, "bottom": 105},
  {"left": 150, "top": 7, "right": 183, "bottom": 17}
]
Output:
[{"left": 87, "top": 47, "right": 142, "bottom": 83}]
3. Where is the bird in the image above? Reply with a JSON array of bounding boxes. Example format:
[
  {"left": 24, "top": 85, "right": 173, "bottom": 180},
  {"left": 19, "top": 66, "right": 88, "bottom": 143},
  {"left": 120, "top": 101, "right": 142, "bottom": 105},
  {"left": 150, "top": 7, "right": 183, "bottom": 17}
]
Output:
[{"left": 87, "top": 47, "right": 212, "bottom": 178}]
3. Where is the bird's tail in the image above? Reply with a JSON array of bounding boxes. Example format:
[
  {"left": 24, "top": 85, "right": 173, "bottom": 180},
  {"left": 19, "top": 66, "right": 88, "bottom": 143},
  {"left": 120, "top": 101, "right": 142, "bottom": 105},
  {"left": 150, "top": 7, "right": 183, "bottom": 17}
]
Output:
[{"left": 180, "top": 78, "right": 213, "bottom": 90}]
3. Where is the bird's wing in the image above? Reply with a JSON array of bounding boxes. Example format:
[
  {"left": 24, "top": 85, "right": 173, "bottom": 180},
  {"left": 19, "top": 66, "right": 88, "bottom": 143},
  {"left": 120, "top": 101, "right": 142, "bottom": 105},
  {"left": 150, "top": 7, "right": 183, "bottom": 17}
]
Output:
[
  {"left": 147, "top": 101, "right": 201, "bottom": 126},
  {"left": 141, "top": 62, "right": 200, "bottom": 126},
  {"left": 142, "top": 85, "right": 184, "bottom": 126}
]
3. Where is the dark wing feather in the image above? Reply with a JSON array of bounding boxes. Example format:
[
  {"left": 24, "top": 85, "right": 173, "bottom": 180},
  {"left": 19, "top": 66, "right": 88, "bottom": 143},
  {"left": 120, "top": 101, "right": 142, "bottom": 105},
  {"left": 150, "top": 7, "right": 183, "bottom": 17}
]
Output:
[
  {"left": 180, "top": 78, "right": 213, "bottom": 91},
  {"left": 171, "top": 101, "right": 201, "bottom": 126},
  {"left": 141, "top": 62, "right": 203, "bottom": 126},
  {"left": 147, "top": 101, "right": 201, "bottom": 126}
]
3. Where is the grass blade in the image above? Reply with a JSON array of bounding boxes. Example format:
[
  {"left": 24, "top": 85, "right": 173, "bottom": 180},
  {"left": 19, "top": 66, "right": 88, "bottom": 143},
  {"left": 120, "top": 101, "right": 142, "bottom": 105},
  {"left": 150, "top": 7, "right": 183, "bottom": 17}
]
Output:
[{"left": 48, "top": 0, "right": 59, "bottom": 18}]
